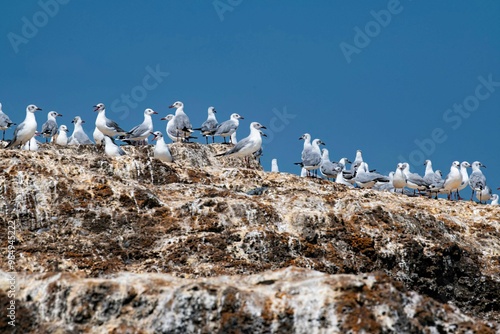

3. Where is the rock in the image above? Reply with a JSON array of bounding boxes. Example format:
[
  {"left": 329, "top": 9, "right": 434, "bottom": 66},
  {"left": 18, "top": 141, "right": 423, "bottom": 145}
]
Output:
[{"left": 0, "top": 143, "right": 499, "bottom": 332}]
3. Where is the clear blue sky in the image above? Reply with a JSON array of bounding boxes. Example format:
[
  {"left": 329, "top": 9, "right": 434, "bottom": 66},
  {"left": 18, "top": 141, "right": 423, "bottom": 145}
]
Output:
[{"left": 2, "top": 1, "right": 500, "bottom": 195}]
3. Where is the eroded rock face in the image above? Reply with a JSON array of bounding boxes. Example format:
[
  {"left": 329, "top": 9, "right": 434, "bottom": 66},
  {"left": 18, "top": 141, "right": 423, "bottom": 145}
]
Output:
[{"left": 0, "top": 144, "right": 499, "bottom": 332}]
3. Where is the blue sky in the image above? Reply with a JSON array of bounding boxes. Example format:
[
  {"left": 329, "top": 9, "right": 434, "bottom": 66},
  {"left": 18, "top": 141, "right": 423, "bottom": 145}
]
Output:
[{"left": 1, "top": 1, "right": 500, "bottom": 196}]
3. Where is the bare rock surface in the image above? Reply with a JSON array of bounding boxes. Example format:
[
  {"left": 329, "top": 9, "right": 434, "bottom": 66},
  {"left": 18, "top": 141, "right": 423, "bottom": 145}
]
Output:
[{"left": 0, "top": 143, "right": 499, "bottom": 333}]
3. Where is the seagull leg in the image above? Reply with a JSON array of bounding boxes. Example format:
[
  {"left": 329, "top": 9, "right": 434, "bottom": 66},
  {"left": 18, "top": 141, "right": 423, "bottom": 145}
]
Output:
[{"left": 2, "top": 130, "right": 5, "bottom": 141}]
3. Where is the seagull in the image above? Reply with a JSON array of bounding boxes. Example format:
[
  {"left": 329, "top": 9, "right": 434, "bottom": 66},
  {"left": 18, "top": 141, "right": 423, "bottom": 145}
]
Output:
[
  {"left": 469, "top": 161, "right": 487, "bottom": 202},
  {"left": 439, "top": 161, "right": 462, "bottom": 200},
  {"left": 168, "top": 101, "right": 193, "bottom": 141},
  {"left": 423, "top": 160, "right": 443, "bottom": 199},
  {"left": 0, "top": 102, "right": 16, "bottom": 141},
  {"left": 160, "top": 114, "right": 194, "bottom": 142},
  {"left": 5, "top": 104, "right": 42, "bottom": 149},
  {"left": 194, "top": 106, "right": 218, "bottom": 144},
  {"left": 93, "top": 127, "right": 104, "bottom": 147},
  {"left": 214, "top": 113, "right": 244, "bottom": 144},
  {"left": 294, "top": 135, "right": 324, "bottom": 177},
  {"left": 215, "top": 122, "right": 266, "bottom": 165},
  {"left": 119, "top": 108, "right": 157, "bottom": 144},
  {"left": 22, "top": 132, "right": 41, "bottom": 151},
  {"left": 490, "top": 194, "right": 499, "bottom": 205},
  {"left": 392, "top": 163, "right": 407, "bottom": 194},
  {"left": 151, "top": 131, "right": 173, "bottom": 162},
  {"left": 353, "top": 149, "right": 363, "bottom": 166},
  {"left": 475, "top": 185, "right": 492, "bottom": 204},
  {"left": 402, "top": 163, "right": 429, "bottom": 195},
  {"left": 353, "top": 162, "right": 389, "bottom": 189},
  {"left": 455, "top": 161, "right": 471, "bottom": 200},
  {"left": 335, "top": 158, "right": 354, "bottom": 187},
  {"left": 68, "top": 116, "right": 93, "bottom": 145},
  {"left": 93, "top": 103, "right": 127, "bottom": 137},
  {"left": 320, "top": 148, "right": 343, "bottom": 181},
  {"left": 41, "top": 111, "right": 62, "bottom": 143},
  {"left": 103, "top": 135, "right": 126, "bottom": 157},
  {"left": 271, "top": 158, "right": 279, "bottom": 172},
  {"left": 55, "top": 125, "right": 69, "bottom": 146}
]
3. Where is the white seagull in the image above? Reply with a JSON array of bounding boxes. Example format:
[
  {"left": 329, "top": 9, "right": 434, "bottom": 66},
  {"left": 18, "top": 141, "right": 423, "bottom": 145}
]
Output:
[
  {"left": 5, "top": 104, "right": 42, "bottom": 149},
  {"left": 119, "top": 108, "right": 158, "bottom": 144},
  {"left": 151, "top": 131, "right": 173, "bottom": 162},
  {"left": 55, "top": 125, "right": 69, "bottom": 146},
  {"left": 215, "top": 122, "right": 266, "bottom": 164},
  {"left": 41, "top": 111, "right": 62, "bottom": 142},
  {"left": 214, "top": 113, "right": 244, "bottom": 144},
  {"left": 93, "top": 103, "right": 127, "bottom": 137},
  {"left": 0, "top": 102, "right": 16, "bottom": 141},
  {"left": 68, "top": 116, "right": 93, "bottom": 145},
  {"left": 271, "top": 158, "right": 279, "bottom": 172},
  {"left": 194, "top": 106, "right": 218, "bottom": 144},
  {"left": 469, "top": 161, "right": 487, "bottom": 202},
  {"left": 103, "top": 135, "right": 126, "bottom": 157},
  {"left": 168, "top": 101, "right": 193, "bottom": 141}
]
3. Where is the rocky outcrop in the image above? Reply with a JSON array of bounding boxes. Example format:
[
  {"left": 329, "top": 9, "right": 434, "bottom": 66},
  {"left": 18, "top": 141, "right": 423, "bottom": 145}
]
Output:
[{"left": 0, "top": 143, "right": 499, "bottom": 333}]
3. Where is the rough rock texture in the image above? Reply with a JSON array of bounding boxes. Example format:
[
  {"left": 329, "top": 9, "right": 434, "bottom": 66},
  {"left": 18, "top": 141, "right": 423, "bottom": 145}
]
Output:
[{"left": 0, "top": 143, "right": 499, "bottom": 333}]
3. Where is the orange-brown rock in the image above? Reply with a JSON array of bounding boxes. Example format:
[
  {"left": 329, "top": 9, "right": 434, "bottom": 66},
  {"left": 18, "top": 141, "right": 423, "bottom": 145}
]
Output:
[{"left": 0, "top": 143, "right": 499, "bottom": 333}]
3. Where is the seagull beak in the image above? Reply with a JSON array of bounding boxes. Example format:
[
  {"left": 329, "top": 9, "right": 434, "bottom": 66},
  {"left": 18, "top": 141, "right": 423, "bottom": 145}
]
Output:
[
  {"left": 57, "top": 113, "right": 63, "bottom": 117},
  {"left": 152, "top": 111, "right": 158, "bottom": 114},
  {"left": 160, "top": 117, "right": 167, "bottom": 121},
  {"left": 239, "top": 116, "right": 245, "bottom": 119},
  {"left": 93, "top": 105, "right": 99, "bottom": 111},
  {"left": 299, "top": 137, "right": 304, "bottom": 140},
  {"left": 82, "top": 120, "right": 85, "bottom": 124},
  {"left": 260, "top": 125, "right": 267, "bottom": 129},
  {"left": 71, "top": 120, "right": 75, "bottom": 124},
  {"left": 150, "top": 132, "right": 155, "bottom": 135},
  {"left": 36, "top": 107, "right": 42, "bottom": 111},
  {"left": 261, "top": 133, "right": 267, "bottom": 137},
  {"left": 168, "top": 105, "right": 175, "bottom": 109},
  {"left": 482, "top": 164, "right": 487, "bottom": 168},
  {"left": 321, "top": 141, "right": 326, "bottom": 145}
]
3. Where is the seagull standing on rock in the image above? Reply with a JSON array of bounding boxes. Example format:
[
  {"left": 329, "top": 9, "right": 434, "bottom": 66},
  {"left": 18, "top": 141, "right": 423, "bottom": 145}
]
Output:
[
  {"left": 119, "top": 108, "right": 158, "bottom": 145},
  {"left": 194, "top": 106, "right": 218, "bottom": 144},
  {"left": 41, "top": 111, "right": 62, "bottom": 143},
  {"left": 214, "top": 113, "right": 244, "bottom": 144},
  {"left": 438, "top": 161, "right": 462, "bottom": 200},
  {"left": 0, "top": 103, "right": 16, "bottom": 141},
  {"left": 151, "top": 131, "right": 173, "bottom": 162},
  {"left": 320, "top": 148, "right": 342, "bottom": 181},
  {"left": 469, "top": 161, "right": 487, "bottom": 202},
  {"left": 169, "top": 101, "right": 193, "bottom": 142},
  {"left": 94, "top": 103, "right": 127, "bottom": 137},
  {"left": 55, "top": 125, "right": 69, "bottom": 146},
  {"left": 215, "top": 122, "right": 266, "bottom": 165},
  {"left": 68, "top": 116, "right": 93, "bottom": 145},
  {"left": 294, "top": 134, "right": 324, "bottom": 177},
  {"left": 5, "top": 104, "right": 42, "bottom": 149},
  {"left": 103, "top": 135, "right": 126, "bottom": 157}
]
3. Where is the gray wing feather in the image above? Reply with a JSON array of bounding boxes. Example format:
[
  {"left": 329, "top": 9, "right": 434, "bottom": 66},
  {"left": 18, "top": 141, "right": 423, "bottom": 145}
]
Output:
[
  {"left": 215, "top": 120, "right": 236, "bottom": 135},
  {"left": 42, "top": 120, "right": 57, "bottom": 136},
  {"left": 74, "top": 130, "right": 93, "bottom": 144}
]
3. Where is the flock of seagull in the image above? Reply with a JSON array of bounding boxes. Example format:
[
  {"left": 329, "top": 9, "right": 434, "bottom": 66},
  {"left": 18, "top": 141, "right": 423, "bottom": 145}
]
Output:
[
  {"left": 0, "top": 101, "right": 266, "bottom": 165},
  {"left": 1, "top": 102, "right": 497, "bottom": 205},
  {"left": 294, "top": 133, "right": 498, "bottom": 205}
]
